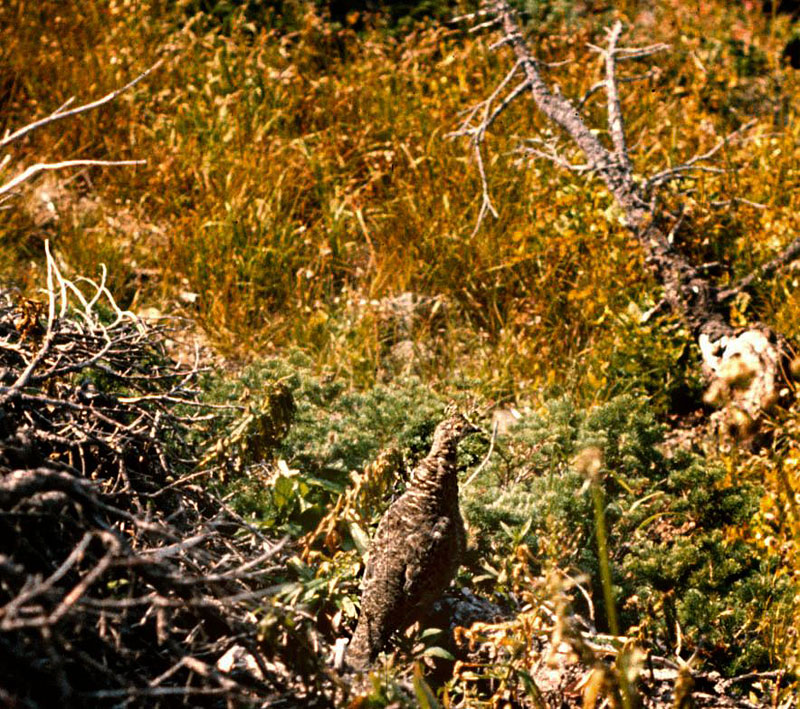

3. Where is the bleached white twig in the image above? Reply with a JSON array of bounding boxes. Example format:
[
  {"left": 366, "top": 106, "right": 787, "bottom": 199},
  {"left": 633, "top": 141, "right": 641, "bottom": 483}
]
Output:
[
  {"left": 710, "top": 197, "right": 767, "bottom": 210},
  {"left": 588, "top": 42, "right": 670, "bottom": 61},
  {"left": 469, "top": 17, "right": 501, "bottom": 33},
  {"left": 473, "top": 146, "right": 499, "bottom": 234},
  {"left": 577, "top": 80, "right": 607, "bottom": 110},
  {"left": 464, "top": 419, "right": 499, "bottom": 487},
  {"left": 0, "top": 61, "right": 163, "bottom": 150},
  {"left": 646, "top": 119, "right": 756, "bottom": 191},
  {"left": 578, "top": 63, "right": 659, "bottom": 111},
  {"left": 0, "top": 159, "right": 145, "bottom": 199},
  {"left": 517, "top": 139, "right": 591, "bottom": 173},
  {"left": 667, "top": 208, "right": 687, "bottom": 245},
  {"left": 450, "top": 61, "right": 524, "bottom": 138},
  {"left": 451, "top": 8, "right": 493, "bottom": 24},
  {"left": 518, "top": 147, "right": 592, "bottom": 173},
  {"left": 449, "top": 60, "right": 532, "bottom": 232},
  {"left": 603, "top": 22, "right": 632, "bottom": 173},
  {"left": 648, "top": 165, "right": 726, "bottom": 189}
]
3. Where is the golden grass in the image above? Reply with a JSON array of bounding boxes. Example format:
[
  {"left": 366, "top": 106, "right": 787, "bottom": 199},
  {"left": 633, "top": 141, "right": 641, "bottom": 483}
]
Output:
[{"left": 2, "top": 1, "right": 799, "bottom": 396}]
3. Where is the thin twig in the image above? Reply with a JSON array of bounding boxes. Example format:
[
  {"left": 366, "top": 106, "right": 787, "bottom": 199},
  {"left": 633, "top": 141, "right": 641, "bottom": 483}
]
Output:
[
  {"left": 646, "top": 119, "right": 756, "bottom": 191},
  {"left": 604, "top": 21, "right": 632, "bottom": 174},
  {"left": 0, "top": 61, "right": 163, "bottom": 149},
  {"left": 0, "top": 159, "right": 145, "bottom": 199},
  {"left": 464, "top": 419, "right": 498, "bottom": 487},
  {"left": 718, "top": 236, "right": 800, "bottom": 302}
]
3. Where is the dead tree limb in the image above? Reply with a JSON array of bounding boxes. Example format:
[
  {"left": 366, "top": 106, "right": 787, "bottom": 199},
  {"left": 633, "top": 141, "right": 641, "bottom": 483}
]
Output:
[
  {"left": 0, "top": 159, "right": 145, "bottom": 200},
  {"left": 0, "top": 61, "right": 162, "bottom": 150},
  {"left": 453, "top": 1, "right": 799, "bottom": 429},
  {"left": 0, "top": 61, "right": 160, "bottom": 203}
]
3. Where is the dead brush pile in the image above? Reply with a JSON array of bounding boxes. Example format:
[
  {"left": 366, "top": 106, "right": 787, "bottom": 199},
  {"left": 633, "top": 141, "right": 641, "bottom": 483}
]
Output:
[{"left": 0, "top": 248, "right": 301, "bottom": 707}]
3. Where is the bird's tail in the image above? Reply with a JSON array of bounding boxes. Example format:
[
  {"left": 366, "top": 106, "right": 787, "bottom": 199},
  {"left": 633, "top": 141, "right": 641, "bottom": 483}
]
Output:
[{"left": 345, "top": 619, "right": 374, "bottom": 669}]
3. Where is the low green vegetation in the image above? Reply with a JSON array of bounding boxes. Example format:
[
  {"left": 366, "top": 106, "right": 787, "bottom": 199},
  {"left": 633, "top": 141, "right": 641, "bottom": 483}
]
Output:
[{"left": 198, "top": 361, "right": 794, "bottom": 693}]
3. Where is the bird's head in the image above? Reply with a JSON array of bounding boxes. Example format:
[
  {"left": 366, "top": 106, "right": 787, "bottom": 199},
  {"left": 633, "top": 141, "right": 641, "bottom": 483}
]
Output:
[{"left": 431, "top": 412, "right": 480, "bottom": 454}]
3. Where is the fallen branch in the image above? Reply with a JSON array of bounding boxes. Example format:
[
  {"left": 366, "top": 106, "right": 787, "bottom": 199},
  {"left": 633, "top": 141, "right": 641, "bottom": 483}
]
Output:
[
  {"left": 0, "top": 62, "right": 160, "bottom": 200},
  {"left": 0, "top": 61, "right": 163, "bottom": 150},
  {"left": 0, "top": 159, "right": 145, "bottom": 200},
  {"left": 454, "top": 1, "right": 799, "bottom": 429}
]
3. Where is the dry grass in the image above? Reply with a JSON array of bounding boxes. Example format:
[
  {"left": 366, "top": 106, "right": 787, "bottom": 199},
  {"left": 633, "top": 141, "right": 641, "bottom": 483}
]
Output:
[{"left": 4, "top": 1, "right": 798, "bottom": 389}]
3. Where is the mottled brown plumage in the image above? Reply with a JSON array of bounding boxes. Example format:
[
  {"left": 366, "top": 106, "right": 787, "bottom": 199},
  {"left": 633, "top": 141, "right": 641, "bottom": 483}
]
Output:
[{"left": 346, "top": 414, "right": 476, "bottom": 668}]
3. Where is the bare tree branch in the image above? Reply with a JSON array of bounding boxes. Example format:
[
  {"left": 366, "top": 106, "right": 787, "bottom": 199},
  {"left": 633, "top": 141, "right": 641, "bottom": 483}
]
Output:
[
  {"left": 709, "top": 197, "right": 767, "bottom": 210},
  {"left": 457, "top": 0, "right": 800, "bottom": 426},
  {"left": 472, "top": 143, "right": 500, "bottom": 233},
  {"left": 645, "top": 120, "right": 756, "bottom": 192},
  {"left": 587, "top": 42, "right": 671, "bottom": 60},
  {"left": 517, "top": 139, "right": 591, "bottom": 172},
  {"left": 0, "top": 60, "right": 163, "bottom": 150},
  {"left": 448, "top": 60, "right": 531, "bottom": 231},
  {"left": 603, "top": 21, "right": 632, "bottom": 173},
  {"left": 718, "top": 236, "right": 800, "bottom": 302},
  {"left": 0, "top": 63, "right": 160, "bottom": 202},
  {"left": 0, "top": 159, "right": 145, "bottom": 200},
  {"left": 577, "top": 80, "right": 608, "bottom": 110}
]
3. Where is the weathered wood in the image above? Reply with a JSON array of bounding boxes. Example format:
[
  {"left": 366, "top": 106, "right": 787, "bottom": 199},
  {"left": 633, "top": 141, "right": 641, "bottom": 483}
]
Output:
[{"left": 455, "top": 0, "right": 799, "bottom": 428}]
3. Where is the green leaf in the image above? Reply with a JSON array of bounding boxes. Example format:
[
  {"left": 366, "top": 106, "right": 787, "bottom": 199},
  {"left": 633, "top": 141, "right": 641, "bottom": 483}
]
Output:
[
  {"left": 306, "top": 476, "right": 345, "bottom": 493},
  {"left": 419, "top": 627, "right": 444, "bottom": 639},
  {"left": 273, "top": 475, "right": 295, "bottom": 509},
  {"left": 422, "top": 646, "right": 454, "bottom": 660},
  {"left": 519, "top": 516, "right": 533, "bottom": 540},
  {"left": 349, "top": 522, "right": 371, "bottom": 557}
]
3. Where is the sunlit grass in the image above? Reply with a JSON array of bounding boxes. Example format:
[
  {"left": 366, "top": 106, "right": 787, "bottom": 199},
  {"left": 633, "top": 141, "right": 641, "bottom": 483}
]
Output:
[{"left": 2, "top": 1, "right": 798, "bottom": 398}]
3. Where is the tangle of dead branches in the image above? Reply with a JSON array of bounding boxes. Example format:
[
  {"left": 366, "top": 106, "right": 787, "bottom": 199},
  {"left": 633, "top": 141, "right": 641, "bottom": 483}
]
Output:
[{"left": 0, "top": 246, "right": 319, "bottom": 708}]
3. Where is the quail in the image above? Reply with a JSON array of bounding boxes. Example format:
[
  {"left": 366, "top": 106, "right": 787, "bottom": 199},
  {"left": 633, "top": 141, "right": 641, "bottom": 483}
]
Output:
[{"left": 346, "top": 413, "right": 477, "bottom": 668}]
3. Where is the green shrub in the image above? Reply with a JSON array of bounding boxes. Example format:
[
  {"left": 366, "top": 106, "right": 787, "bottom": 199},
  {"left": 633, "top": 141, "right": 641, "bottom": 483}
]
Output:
[
  {"left": 205, "top": 355, "right": 448, "bottom": 533},
  {"left": 200, "top": 364, "right": 791, "bottom": 678},
  {"left": 462, "top": 394, "right": 786, "bottom": 675}
]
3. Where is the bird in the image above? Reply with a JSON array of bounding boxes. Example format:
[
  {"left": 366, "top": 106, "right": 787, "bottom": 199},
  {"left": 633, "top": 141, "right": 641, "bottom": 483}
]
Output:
[{"left": 346, "top": 412, "right": 477, "bottom": 669}]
